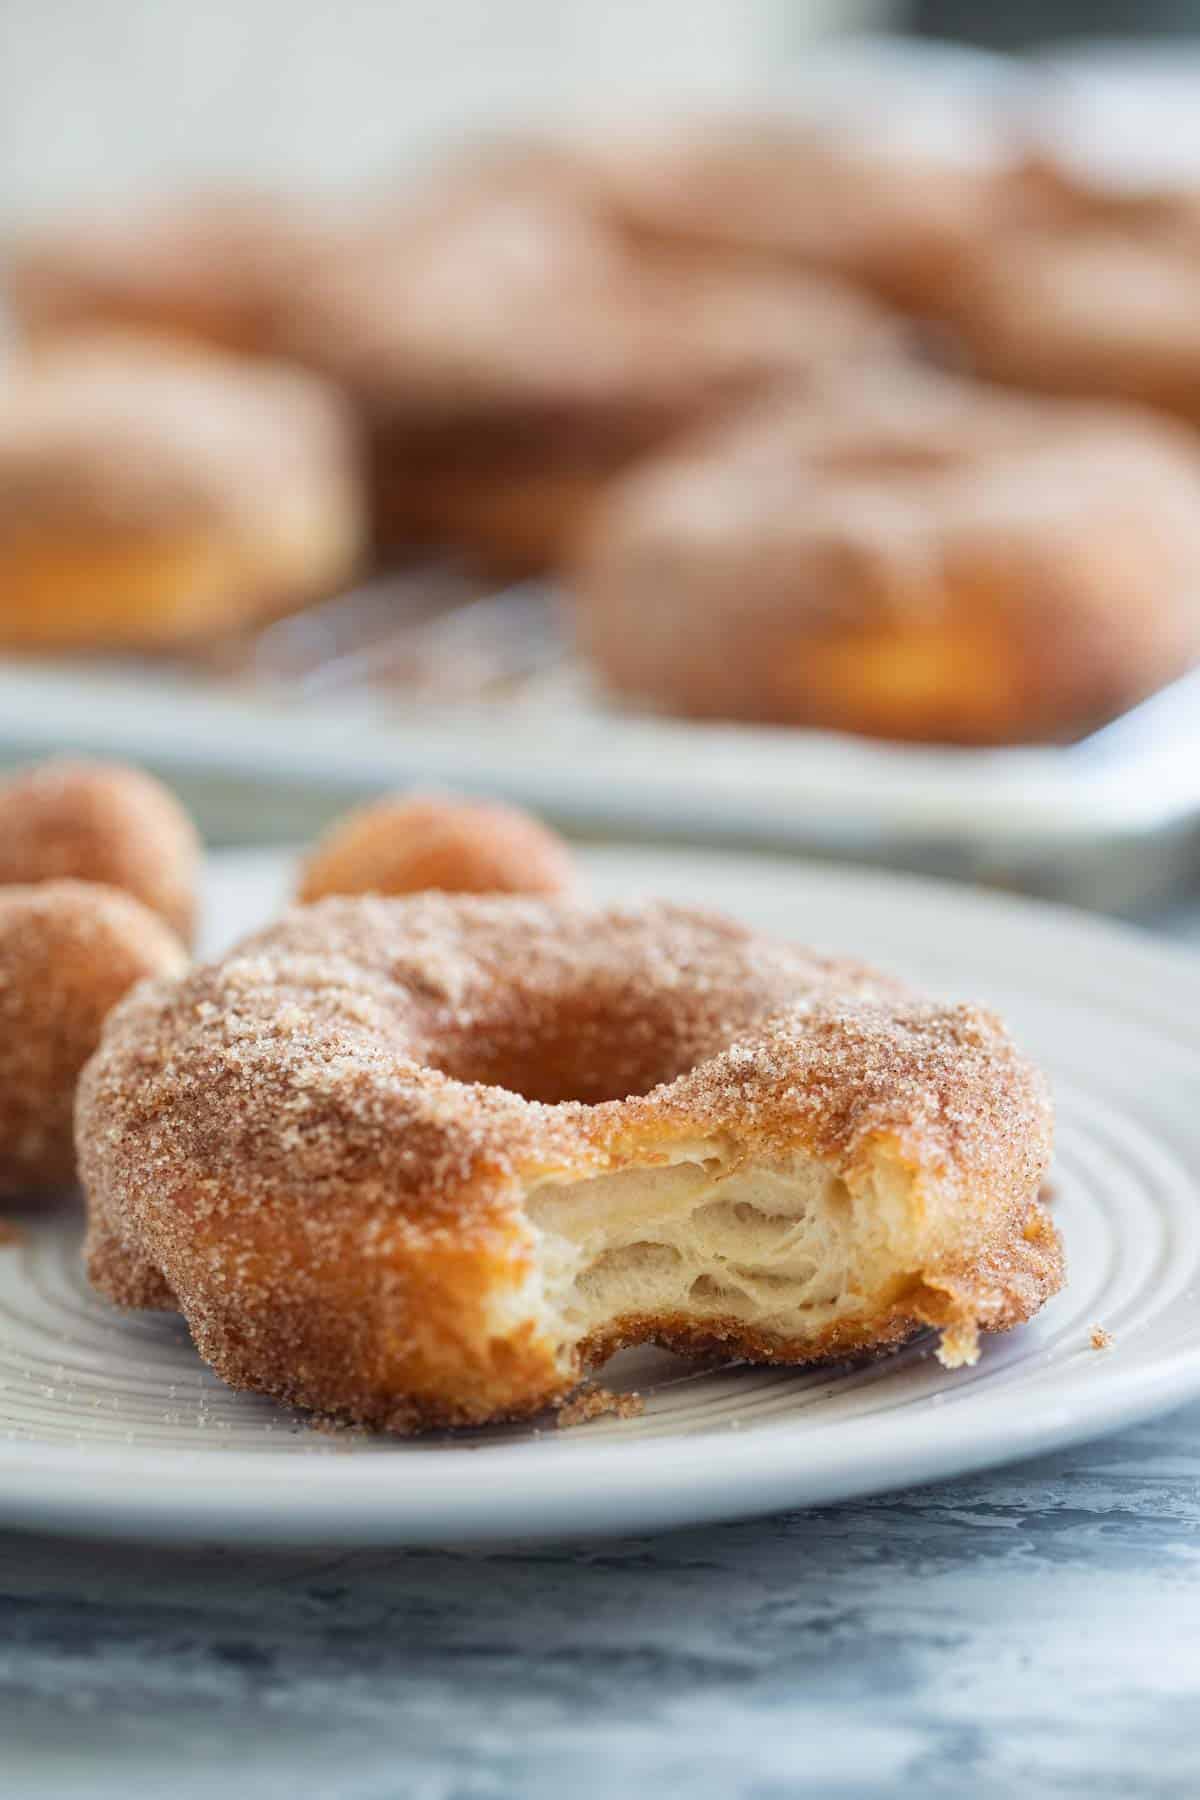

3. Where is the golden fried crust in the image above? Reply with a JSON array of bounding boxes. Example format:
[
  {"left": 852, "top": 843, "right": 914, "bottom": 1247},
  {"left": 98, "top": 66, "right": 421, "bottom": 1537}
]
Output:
[
  {"left": 297, "top": 794, "right": 577, "bottom": 905},
  {"left": 0, "top": 882, "right": 187, "bottom": 1197},
  {"left": 959, "top": 233, "right": 1200, "bottom": 423},
  {"left": 951, "top": 161, "right": 1200, "bottom": 423},
  {"left": 567, "top": 116, "right": 994, "bottom": 311},
  {"left": 0, "top": 759, "right": 200, "bottom": 944},
  {"left": 78, "top": 895, "right": 1059, "bottom": 1430},
  {"left": 266, "top": 165, "right": 899, "bottom": 566},
  {"left": 274, "top": 176, "right": 899, "bottom": 433},
  {"left": 6, "top": 190, "right": 342, "bottom": 357},
  {"left": 571, "top": 363, "right": 1200, "bottom": 745},
  {"left": 0, "top": 335, "right": 364, "bottom": 648}
]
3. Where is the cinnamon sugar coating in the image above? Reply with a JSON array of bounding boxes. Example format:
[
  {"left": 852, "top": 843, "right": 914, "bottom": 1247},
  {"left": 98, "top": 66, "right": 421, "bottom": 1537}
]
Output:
[
  {"left": 0, "top": 759, "right": 201, "bottom": 944},
  {"left": 0, "top": 881, "right": 186, "bottom": 1197},
  {"left": 564, "top": 115, "right": 996, "bottom": 311},
  {"left": 270, "top": 166, "right": 901, "bottom": 567},
  {"left": 297, "top": 794, "right": 577, "bottom": 904},
  {"left": 0, "top": 334, "right": 364, "bottom": 649},
  {"left": 6, "top": 189, "right": 342, "bottom": 356},
  {"left": 79, "top": 895, "right": 1059, "bottom": 1430},
  {"left": 0, "top": 335, "right": 356, "bottom": 534},
  {"left": 572, "top": 363, "right": 1200, "bottom": 744},
  {"left": 284, "top": 206, "right": 897, "bottom": 443},
  {"left": 951, "top": 161, "right": 1200, "bottom": 425}
]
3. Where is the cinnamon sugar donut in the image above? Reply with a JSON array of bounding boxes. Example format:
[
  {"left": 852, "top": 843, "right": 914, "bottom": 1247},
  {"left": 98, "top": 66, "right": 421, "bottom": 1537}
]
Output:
[
  {"left": 952, "top": 169, "right": 1200, "bottom": 424},
  {"left": 1, "top": 881, "right": 186, "bottom": 1197},
  {"left": 79, "top": 895, "right": 1060, "bottom": 1430},
  {"left": 6, "top": 190, "right": 340, "bottom": 357},
  {"left": 566, "top": 114, "right": 996, "bottom": 313},
  {"left": 0, "top": 759, "right": 200, "bottom": 944},
  {"left": 272, "top": 175, "right": 902, "bottom": 568},
  {"left": 572, "top": 365, "right": 1200, "bottom": 745},
  {"left": 297, "top": 794, "right": 576, "bottom": 904},
  {"left": 0, "top": 335, "right": 364, "bottom": 649}
]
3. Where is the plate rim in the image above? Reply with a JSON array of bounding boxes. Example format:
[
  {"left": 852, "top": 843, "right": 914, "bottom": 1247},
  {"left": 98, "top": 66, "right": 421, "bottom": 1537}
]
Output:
[{"left": 1, "top": 1350, "right": 1198, "bottom": 1545}]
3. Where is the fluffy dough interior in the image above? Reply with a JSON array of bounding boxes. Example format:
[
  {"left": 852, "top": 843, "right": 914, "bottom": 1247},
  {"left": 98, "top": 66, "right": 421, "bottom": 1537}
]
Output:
[{"left": 524, "top": 1141, "right": 928, "bottom": 1360}]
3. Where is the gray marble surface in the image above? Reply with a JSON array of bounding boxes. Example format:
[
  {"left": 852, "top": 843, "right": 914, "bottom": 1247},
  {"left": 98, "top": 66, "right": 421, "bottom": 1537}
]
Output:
[
  {"left": 3, "top": 1404, "right": 1200, "bottom": 1799},
  {"left": 4, "top": 897, "right": 1200, "bottom": 1799}
]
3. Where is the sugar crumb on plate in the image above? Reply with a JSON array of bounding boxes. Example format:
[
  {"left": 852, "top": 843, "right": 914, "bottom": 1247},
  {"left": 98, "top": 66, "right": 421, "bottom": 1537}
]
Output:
[{"left": 556, "top": 1386, "right": 645, "bottom": 1428}]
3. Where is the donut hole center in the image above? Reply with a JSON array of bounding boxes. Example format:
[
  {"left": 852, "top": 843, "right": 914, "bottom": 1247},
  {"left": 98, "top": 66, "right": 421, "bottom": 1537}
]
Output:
[{"left": 431, "top": 994, "right": 724, "bottom": 1106}]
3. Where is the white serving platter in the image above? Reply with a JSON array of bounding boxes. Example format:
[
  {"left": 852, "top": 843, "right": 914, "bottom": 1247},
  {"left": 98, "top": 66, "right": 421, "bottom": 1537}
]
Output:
[{"left": 0, "top": 842, "right": 1198, "bottom": 1545}]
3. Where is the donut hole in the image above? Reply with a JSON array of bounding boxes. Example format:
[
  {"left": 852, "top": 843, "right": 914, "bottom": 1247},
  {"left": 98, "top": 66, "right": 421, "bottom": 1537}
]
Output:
[
  {"left": 527, "top": 1143, "right": 924, "bottom": 1360},
  {"left": 431, "top": 992, "right": 727, "bottom": 1106}
]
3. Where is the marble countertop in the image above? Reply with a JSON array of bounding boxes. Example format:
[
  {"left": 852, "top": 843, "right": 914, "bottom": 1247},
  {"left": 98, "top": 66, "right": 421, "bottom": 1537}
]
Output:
[
  {"left": 4, "top": 896, "right": 1200, "bottom": 1799},
  {"left": 4, "top": 1404, "right": 1199, "bottom": 1799}
]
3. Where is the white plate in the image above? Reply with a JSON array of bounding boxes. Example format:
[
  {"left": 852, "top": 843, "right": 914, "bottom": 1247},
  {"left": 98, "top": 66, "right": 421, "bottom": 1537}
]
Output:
[{"left": 2, "top": 845, "right": 1199, "bottom": 1545}]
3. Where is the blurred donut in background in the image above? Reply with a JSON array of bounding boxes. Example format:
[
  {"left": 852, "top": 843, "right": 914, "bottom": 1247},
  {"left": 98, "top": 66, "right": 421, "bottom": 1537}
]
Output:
[
  {"left": 268, "top": 156, "right": 908, "bottom": 571},
  {"left": 950, "top": 164, "right": 1200, "bottom": 425},
  {"left": 571, "top": 363, "right": 1200, "bottom": 745},
  {"left": 297, "top": 792, "right": 578, "bottom": 903},
  {"left": 559, "top": 113, "right": 1003, "bottom": 314},
  {"left": 5, "top": 189, "right": 343, "bottom": 358},
  {"left": 0, "top": 333, "right": 365, "bottom": 648}
]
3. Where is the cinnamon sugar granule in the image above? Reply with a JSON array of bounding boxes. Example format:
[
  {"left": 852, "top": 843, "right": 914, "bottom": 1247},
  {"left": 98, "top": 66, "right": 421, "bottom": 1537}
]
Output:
[
  {"left": 556, "top": 1386, "right": 645, "bottom": 1428},
  {"left": 1090, "top": 1324, "right": 1114, "bottom": 1351}
]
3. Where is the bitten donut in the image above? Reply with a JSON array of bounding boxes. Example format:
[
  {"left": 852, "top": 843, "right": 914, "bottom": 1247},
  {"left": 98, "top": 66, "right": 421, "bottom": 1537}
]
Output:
[
  {"left": 571, "top": 365, "right": 1200, "bottom": 745},
  {"left": 5, "top": 189, "right": 339, "bottom": 356},
  {"left": 0, "top": 334, "right": 364, "bottom": 649},
  {"left": 297, "top": 794, "right": 577, "bottom": 903},
  {"left": 0, "top": 882, "right": 187, "bottom": 1197},
  {"left": 79, "top": 895, "right": 1060, "bottom": 1430},
  {"left": 272, "top": 173, "right": 902, "bottom": 568},
  {"left": 0, "top": 759, "right": 201, "bottom": 944}
]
